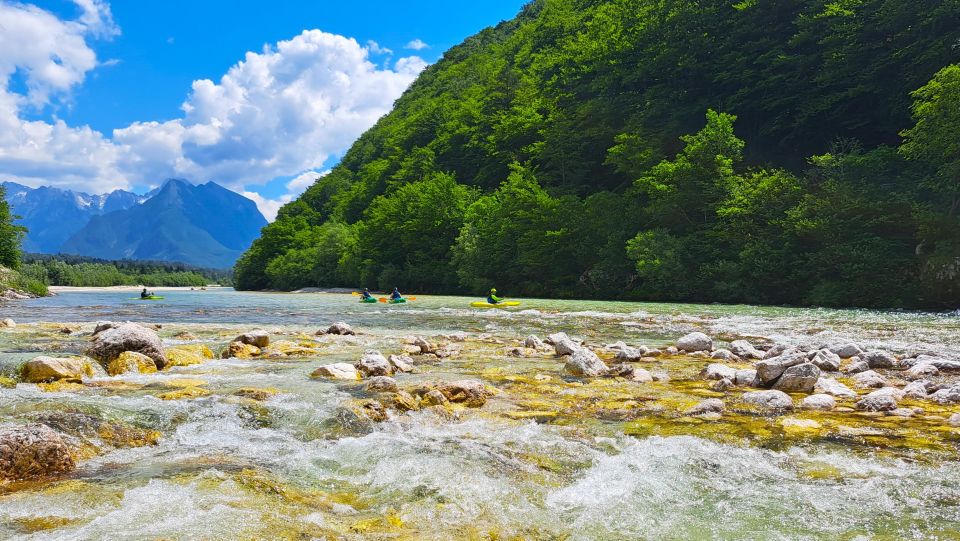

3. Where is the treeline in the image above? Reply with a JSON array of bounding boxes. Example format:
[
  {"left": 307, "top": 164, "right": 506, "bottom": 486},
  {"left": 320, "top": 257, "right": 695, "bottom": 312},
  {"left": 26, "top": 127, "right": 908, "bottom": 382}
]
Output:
[
  {"left": 21, "top": 254, "right": 231, "bottom": 288},
  {"left": 236, "top": 0, "right": 960, "bottom": 309}
]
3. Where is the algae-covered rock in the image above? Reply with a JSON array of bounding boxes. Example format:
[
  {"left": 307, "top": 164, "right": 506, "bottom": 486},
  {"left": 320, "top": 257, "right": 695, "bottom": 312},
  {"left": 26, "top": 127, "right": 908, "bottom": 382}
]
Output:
[
  {"left": 87, "top": 323, "right": 167, "bottom": 369},
  {"left": 684, "top": 398, "right": 724, "bottom": 416},
  {"left": 677, "top": 332, "right": 712, "bottom": 352},
  {"left": 106, "top": 351, "right": 158, "bottom": 376},
  {"left": 755, "top": 353, "right": 807, "bottom": 386},
  {"left": 223, "top": 341, "right": 261, "bottom": 359},
  {"left": 356, "top": 351, "right": 392, "bottom": 377},
  {"left": 742, "top": 390, "right": 793, "bottom": 411},
  {"left": 234, "top": 387, "right": 279, "bottom": 401},
  {"left": 0, "top": 376, "right": 15, "bottom": 388},
  {"left": 0, "top": 318, "right": 15, "bottom": 328},
  {"left": 159, "top": 387, "right": 210, "bottom": 400},
  {"left": 311, "top": 363, "right": 361, "bottom": 380},
  {"left": 0, "top": 423, "right": 74, "bottom": 481},
  {"left": 21, "top": 356, "right": 94, "bottom": 383},
  {"left": 434, "top": 379, "right": 489, "bottom": 407},
  {"left": 388, "top": 390, "right": 420, "bottom": 411},
  {"left": 236, "top": 330, "right": 270, "bottom": 348},
  {"left": 421, "top": 389, "right": 449, "bottom": 407},
  {"left": 164, "top": 348, "right": 204, "bottom": 368},
  {"left": 772, "top": 363, "right": 820, "bottom": 393}
]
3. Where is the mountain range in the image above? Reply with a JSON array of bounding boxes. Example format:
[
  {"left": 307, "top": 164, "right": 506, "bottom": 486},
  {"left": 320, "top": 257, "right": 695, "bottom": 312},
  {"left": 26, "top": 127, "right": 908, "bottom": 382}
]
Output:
[{"left": 3, "top": 179, "right": 267, "bottom": 269}]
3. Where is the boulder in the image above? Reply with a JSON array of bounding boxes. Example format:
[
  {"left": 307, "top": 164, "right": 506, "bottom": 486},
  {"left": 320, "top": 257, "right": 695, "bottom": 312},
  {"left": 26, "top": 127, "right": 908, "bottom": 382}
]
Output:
[
  {"left": 701, "top": 363, "right": 737, "bottom": 381},
  {"left": 436, "top": 379, "right": 489, "bottom": 407},
  {"left": 365, "top": 376, "right": 398, "bottom": 393},
  {"left": 856, "top": 390, "right": 898, "bottom": 412},
  {"left": 223, "top": 341, "right": 261, "bottom": 359},
  {"left": 709, "top": 349, "right": 740, "bottom": 362},
  {"left": 734, "top": 369, "right": 758, "bottom": 386},
  {"left": 755, "top": 353, "right": 808, "bottom": 386},
  {"left": 545, "top": 332, "right": 573, "bottom": 345},
  {"left": 813, "top": 377, "right": 857, "bottom": 399},
  {"left": 388, "top": 354, "right": 414, "bottom": 373},
  {"left": 801, "top": 394, "right": 836, "bottom": 410},
  {"left": 421, "top": 389, "right": 449, "bottom": 407},
  {"left": 311, "top": 363, "right": 361, "bottom": 380},
  {"left": 772, "top": 363, "right": 821, "bottom": 393},
  {"left": 852, "top": 370, "right": 887, "bottom": 389},
  {"left": 236, "top": 330, "right": 270, "bottom": 348},
  {"left": 553, "top": 337, "right": 581, "bottom": 357},
  {"left": 861, "top": 350, "right": 897, "bottom": 369},
  {"left": 356, "top": 351, "right": 392, "bottom": 377},
  {"left": 903, "top": 355, "right": 960, "bottom": 371},
  {"left": 615, "top": 345, "right": 646, "bottom": 362},
  {"left": 0, "top": 424, "right": 75, "bottom": 481},
  {"left": 564, "top": 348, "right": 608, "bottom": 377},
  {"left": 413, "top": 336, "right": 436, "bottom": 355},
  {"left": 164, "top": 348, "right": 204, "bottom": 368},
  {"left": 87, "top": 323, "right": 167, "bottom": 369},
  {"left": 842, "top": 357, "right": 870, "bottom": 374},
  {"left": 762, "top": 344, "right": 791, "bottom": 360},
  {"left": 929, "top": 385, "right": 960, "bottom": 405},
  {"left": 729, "top": 340, "right": 763, "bottom": 360},
  {"left": 0, "top": 318, "right": 14, "bottom": 328},
  {"left": 21, "top": 356, "right": 93, "bottom": 383},
  {"left": 904, "top": 362, "right": 939, "bottom": 380},
  {"left": 677, "top": 332, "right": 712, "bottom": 352},
  {"left": 829, "top": 343, "right": 863, "bottom": 358},
  {"left": 742, "top": 390, "right": 793, "bottom": 411},
  {"left": 809, "top": 350, "right": 841, "bottom": 372},
  {"left": 902, "top": 381, "right": 929, "bottom": 399},
  {"left": 684, "top": 398, "right": 725, "bottom": 416},
  {"left": 524, "top": 335, "right": 544, "bottom": 349},
  {"left": 106, "top": 351, "right": 158, "bottom": 376},
  {"left": 92, "top": 321, "right": 118, "bottom": 336},
  {"left": 628, "top": 367, "right": 653, "bottom": 383},
  {"left": 321, "top": 322, "right": 355, "bottom": 336},
  {"left": 949, "top": 413, "right": 960, "bottom": 427}
]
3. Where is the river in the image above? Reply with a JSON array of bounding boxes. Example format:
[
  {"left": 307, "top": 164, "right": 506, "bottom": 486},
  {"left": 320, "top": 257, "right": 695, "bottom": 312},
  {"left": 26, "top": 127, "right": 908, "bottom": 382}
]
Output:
[{"left": 1, "top": 289, "right": 959, "bottom": 539}]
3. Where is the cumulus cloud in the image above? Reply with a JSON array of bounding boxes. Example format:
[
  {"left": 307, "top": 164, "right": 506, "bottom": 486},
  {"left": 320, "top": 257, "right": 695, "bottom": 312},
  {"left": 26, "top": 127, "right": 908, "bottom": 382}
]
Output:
[
  {"left": 366, "top": 40, "right": 392, "bottom": 56},
  {"left": 404, "top": 38, "right": 429, "bottom": 51},
  {"left": 0, "top": 2, "right": 428, "bottom": 203}
]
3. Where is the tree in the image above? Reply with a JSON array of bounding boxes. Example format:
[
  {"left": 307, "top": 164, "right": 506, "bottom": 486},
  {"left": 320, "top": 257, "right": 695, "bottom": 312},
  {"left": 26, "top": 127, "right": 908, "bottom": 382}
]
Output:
[{"left": 0, "top": 185, "right": 24, "bottom": 269}]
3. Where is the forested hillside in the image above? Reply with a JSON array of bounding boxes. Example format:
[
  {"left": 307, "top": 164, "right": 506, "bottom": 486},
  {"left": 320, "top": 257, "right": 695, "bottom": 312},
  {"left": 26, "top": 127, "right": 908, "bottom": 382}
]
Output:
[{"left": 236, "top": 0, "right": 960, "bottom": 308}]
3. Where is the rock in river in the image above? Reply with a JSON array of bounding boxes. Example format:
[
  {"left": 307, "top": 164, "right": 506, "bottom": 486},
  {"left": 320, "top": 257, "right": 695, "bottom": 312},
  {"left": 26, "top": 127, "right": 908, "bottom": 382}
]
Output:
[
  {"left": 801, "top": 394, "right": 836, "bottom": 410},
  {"left": 684, "top": 398, "right": 725, "bottom": 416},
  {"left": 861, "top": 350, "right": 898, "bottom": 369},
  {"left": 856, "top": 389, "right": 898, "bottom": 412},
  {"left": 0, "top": 423, "right": 75, "bottom": 481},
  {"left": 311, "top": 363, "right": 361, "bottom": 380},
  {"left": 365, "top": 376, "right": 398, "bottom": 393},
  {"left": 319, "top": 322, "right": 355, "bottom": 336},
  {"left": 755, "top": 353, "right": 808, "bottom": 386},
  {"left": 236, "top": 330, "right": 270, "bottom": 348},
  {"left": 813, "top": 377, "right": 857, "bottom": 398},
  {"left": 701, "top": 363, "right": 737, "bottom": 381},
  {"left": 677, "top": 332, "right": 712, "bottom": 353},
  {"left": 729, "top": 339, "right": 763, "bottom": 360},
  {"left": 742, "top": 390, "right": 793, "bottom": 411},
  {"left": 564, "top": 348, "right": 609, "bottom": 377},
  {"left": 107, "top": 351, "right": 159, "bottom": 376},
  {"left": 809, "top": 349, "right": 841, "bottom": 372},
  {"left": 21, "top": 356, "right": 94, "bottom": 383},
  {"left": 772, "top": 363, "right": 821, "bottom": 393},
  {"left": 87, "top": 322, "right": 167, "bottom": 369},
  {"left": 356, "top": 351, "right": 392, "bottom": 377},
  {"left": 851, "top": 370, "right": 887, "bottom": 389}
]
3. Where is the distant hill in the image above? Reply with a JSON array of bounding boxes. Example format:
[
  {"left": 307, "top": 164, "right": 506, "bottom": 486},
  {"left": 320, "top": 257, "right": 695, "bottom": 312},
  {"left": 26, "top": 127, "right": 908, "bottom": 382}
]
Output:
[
  {"left": 60, "top": 179, "right": 267, "bottom": 269},
  {"left": 2, "top": 182, "right": 146, "bottom": 252}
]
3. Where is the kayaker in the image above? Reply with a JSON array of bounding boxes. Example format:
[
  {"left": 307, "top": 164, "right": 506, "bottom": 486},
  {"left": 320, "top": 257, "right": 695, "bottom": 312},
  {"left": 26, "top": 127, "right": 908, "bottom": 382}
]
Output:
[
  {"left": 487, "top": 288, "right": 502, "bottom": 305},
  {"left": 361, "top": 288, "right": 373, "bottom": 300},
  {"left": 390, "top": 287, "right": 403, "bottom": 301},
  {"left": 140, "top": 288, "right": 153, "bottom": 299}
]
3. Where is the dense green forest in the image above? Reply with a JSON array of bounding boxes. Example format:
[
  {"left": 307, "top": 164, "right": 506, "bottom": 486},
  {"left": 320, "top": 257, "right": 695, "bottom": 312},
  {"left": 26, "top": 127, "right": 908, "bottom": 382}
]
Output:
[
  {"left": 236, "top": 0, "right": 960, "bottom": 309},
  {"left": 0, "top": 184, "right": 47, "bottom": 296},
  {"left": 20, "top": 255, "right": 231, "bottom": 288}
]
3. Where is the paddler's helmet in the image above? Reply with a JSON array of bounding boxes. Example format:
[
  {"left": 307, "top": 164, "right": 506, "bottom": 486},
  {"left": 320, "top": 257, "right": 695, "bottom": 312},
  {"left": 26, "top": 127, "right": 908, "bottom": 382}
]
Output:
[{"left": 491, "top": 288, "right": 497, "bottom": 293}]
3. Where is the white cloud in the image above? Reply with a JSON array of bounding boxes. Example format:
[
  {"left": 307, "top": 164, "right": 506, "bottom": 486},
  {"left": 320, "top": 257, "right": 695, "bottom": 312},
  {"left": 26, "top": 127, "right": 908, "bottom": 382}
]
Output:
[
  {"left": 286, "top": 169, "right": 329, "bottom": 193},
  {"left": 0, "top": 3, "right": 429, "bottom": 201},
  {"left": 366, "top": 40, "right": 392, "bottom": 56},
  {"left": 242, "top": 191, "right": 292, "bottom": 221},
  {"left": 404, "top": 38, "right": 429, "bottom": 51}
]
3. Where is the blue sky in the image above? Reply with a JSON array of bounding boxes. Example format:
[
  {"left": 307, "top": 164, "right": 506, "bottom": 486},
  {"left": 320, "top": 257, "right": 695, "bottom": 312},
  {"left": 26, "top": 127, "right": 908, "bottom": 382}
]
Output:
[{"left": 0, "top": 0, "right": 523, "bottom": 218}]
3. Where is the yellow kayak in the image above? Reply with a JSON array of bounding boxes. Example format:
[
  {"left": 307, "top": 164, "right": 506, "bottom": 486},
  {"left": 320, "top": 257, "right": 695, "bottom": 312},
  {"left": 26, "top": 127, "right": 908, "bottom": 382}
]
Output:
[{"left": 470, "top": 301, "right": 521, "bottom": 308}]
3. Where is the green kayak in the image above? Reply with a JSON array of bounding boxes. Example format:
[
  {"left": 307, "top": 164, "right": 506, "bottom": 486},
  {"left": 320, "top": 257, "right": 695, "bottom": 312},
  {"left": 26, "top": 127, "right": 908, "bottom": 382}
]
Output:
[
  {"left": 389, "top": 298, "right": 407, "bottom": 304},
  {"left": 360, "top": 297, "right": 377, "bottom": 303}
]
